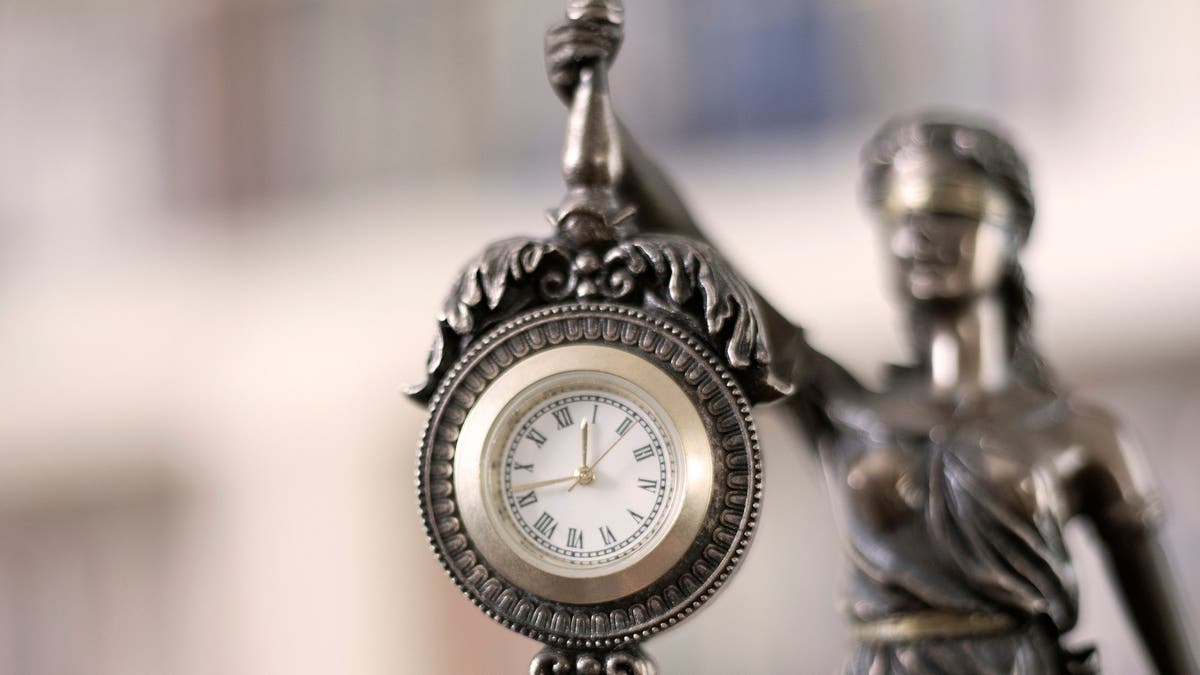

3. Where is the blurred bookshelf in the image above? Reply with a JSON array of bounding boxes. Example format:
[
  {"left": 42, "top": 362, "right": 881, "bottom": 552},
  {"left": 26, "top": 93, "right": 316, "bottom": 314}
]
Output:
[{"left": 2, "top": 1, "right": 1198, "bottom": 674}]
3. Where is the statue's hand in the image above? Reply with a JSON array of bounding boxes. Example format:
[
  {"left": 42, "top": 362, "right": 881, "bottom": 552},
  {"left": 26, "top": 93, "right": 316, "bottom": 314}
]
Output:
[{"left": 545, "top": 16, "right": 623, "bottom": 103}]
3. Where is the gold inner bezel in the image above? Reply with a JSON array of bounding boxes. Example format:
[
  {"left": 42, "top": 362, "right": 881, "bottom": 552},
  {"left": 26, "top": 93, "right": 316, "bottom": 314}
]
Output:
[{"left": 454, "top": 344, "right": 713, "bottom": 605}]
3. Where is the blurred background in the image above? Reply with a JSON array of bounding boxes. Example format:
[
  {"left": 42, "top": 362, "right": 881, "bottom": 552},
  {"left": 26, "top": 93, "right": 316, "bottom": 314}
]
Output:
[{"left": 1, "top": 1, "right": 1198, "bottom": 673}]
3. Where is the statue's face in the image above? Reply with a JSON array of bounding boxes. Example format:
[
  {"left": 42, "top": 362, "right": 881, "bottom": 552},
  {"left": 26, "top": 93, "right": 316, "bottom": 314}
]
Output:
[{"left": 881, "top": 213, "right": 1019, "bottom": 301}]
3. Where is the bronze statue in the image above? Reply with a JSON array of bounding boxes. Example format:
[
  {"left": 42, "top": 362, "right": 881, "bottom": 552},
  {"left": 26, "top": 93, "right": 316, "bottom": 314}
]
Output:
[
  {"left": 808, "top": 118, "right": 1198, "bottom": 674},
  {"left": 545, "top": 14, "right": 1199, "bottom": 675}
]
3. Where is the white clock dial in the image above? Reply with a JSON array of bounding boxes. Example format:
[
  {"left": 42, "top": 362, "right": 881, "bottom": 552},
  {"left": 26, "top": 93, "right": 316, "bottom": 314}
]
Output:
[{"left": 487, "top": 378, "right": 682, "bottom": 574}]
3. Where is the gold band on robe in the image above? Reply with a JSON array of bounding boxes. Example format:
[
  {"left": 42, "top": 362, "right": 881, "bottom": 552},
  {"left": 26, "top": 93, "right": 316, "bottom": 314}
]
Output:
[{"left": 852, "top": 611, "right": 1018, "bottom": 643}]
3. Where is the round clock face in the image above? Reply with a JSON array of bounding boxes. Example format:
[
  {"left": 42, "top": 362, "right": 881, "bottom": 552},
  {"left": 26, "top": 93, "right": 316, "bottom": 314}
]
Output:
[{"left": 490, "top": 377, "right": 681, "bottom": 574}]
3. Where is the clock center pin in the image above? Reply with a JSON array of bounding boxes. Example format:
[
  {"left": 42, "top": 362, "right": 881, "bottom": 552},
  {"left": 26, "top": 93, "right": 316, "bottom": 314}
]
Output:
[{"left": 573, "top": 465, "right": 596, "bottom": 486}]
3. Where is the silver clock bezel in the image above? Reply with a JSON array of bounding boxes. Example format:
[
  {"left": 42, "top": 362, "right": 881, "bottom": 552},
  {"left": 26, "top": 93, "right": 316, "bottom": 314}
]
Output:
[
  {"left": 455, "top": 345, "right": 712, "bottom": 603},
  {"left": 416, "top": 303, "right": 761, "bottom": 648}
]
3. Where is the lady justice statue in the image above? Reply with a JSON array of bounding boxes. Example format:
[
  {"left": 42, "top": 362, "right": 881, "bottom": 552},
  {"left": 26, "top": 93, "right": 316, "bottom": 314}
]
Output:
[{"left": 546, "top": 9, "right": 1198, "bottom": 675}]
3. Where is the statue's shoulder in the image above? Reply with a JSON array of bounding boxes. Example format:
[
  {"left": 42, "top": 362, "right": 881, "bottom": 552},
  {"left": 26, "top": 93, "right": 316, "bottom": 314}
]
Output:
[
  {"left": 1062, "top": 396, "right": 1162, "bottom": 529},
  {"left": 823, "top": 376, "right": 943, "bottom": 441}
]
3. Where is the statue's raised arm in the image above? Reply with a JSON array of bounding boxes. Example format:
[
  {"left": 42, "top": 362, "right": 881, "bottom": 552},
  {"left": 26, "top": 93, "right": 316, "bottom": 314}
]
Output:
[
  {"left": 544, "top": 4, "right": 864, "bottom": 439},
  {"left": 545, "top": 5, "right": 705, "bottom": 243}
]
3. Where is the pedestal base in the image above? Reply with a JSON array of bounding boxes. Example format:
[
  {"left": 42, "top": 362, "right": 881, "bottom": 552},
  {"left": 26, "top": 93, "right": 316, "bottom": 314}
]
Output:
[{"left": 529, "top": 645, "right": 657, "bottom": 675}]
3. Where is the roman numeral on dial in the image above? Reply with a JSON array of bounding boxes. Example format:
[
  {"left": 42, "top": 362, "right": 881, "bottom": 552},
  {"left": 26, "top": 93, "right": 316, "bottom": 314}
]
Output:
[
  {"left": 632, "top": 444, "right": 654, "bottom": 462},
  {"left": 517, "top": 491, "right": 537, "bottom": 507},
  {"left": 526, "top": 428, "right": 547, "bottom": 447},
  {"left": 627, "top": 509, "right": 644, "bottom": 523},
  {"left": 533, "top": 512, "right": 557, "bottom": 539},
  {"left": 566, "top": 528, "right": 584, "bottom": 549},
  {"left": 636, "top": 477, "right": 658, "bottom": 493},
  {"left": 552, "top": 407, "right": 574, "bottom": 429},
  {"left": 513, "top": 462, "right": 534, "bottom": 473},
  {"left": 615, "top": 417, "right": 633, "bottom": 437},
  {"left": 599, "top": 525, "right": 617, "bottom": 546}
]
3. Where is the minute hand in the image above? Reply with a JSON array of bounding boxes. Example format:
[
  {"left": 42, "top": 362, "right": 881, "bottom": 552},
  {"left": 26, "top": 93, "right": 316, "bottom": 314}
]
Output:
[{"left": 586, "top": 431, "right": 631, "bottom": 472}]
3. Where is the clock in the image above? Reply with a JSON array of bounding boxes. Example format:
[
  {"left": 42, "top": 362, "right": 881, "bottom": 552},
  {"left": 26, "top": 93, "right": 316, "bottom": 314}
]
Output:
[
  {"left": 407, "top": 3, "right": 788, "bottom": 665},
  {"left": 416, "top": 302, "right": 765, "bottom": 648}
]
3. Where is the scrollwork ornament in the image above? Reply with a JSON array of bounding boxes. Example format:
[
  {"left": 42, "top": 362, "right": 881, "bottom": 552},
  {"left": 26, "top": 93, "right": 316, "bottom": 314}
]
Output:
[
  {"left": 406, "top": 232, "right": 786, "bottom": 404},
  {"left": 605, "top": 236, "right": 769, "bottom": 372}
]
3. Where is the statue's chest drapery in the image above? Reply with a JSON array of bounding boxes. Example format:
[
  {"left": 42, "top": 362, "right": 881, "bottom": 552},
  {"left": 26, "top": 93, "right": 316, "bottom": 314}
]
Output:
[{"left": 819, "top": 391, "right": 1080, "bottom": 630}]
